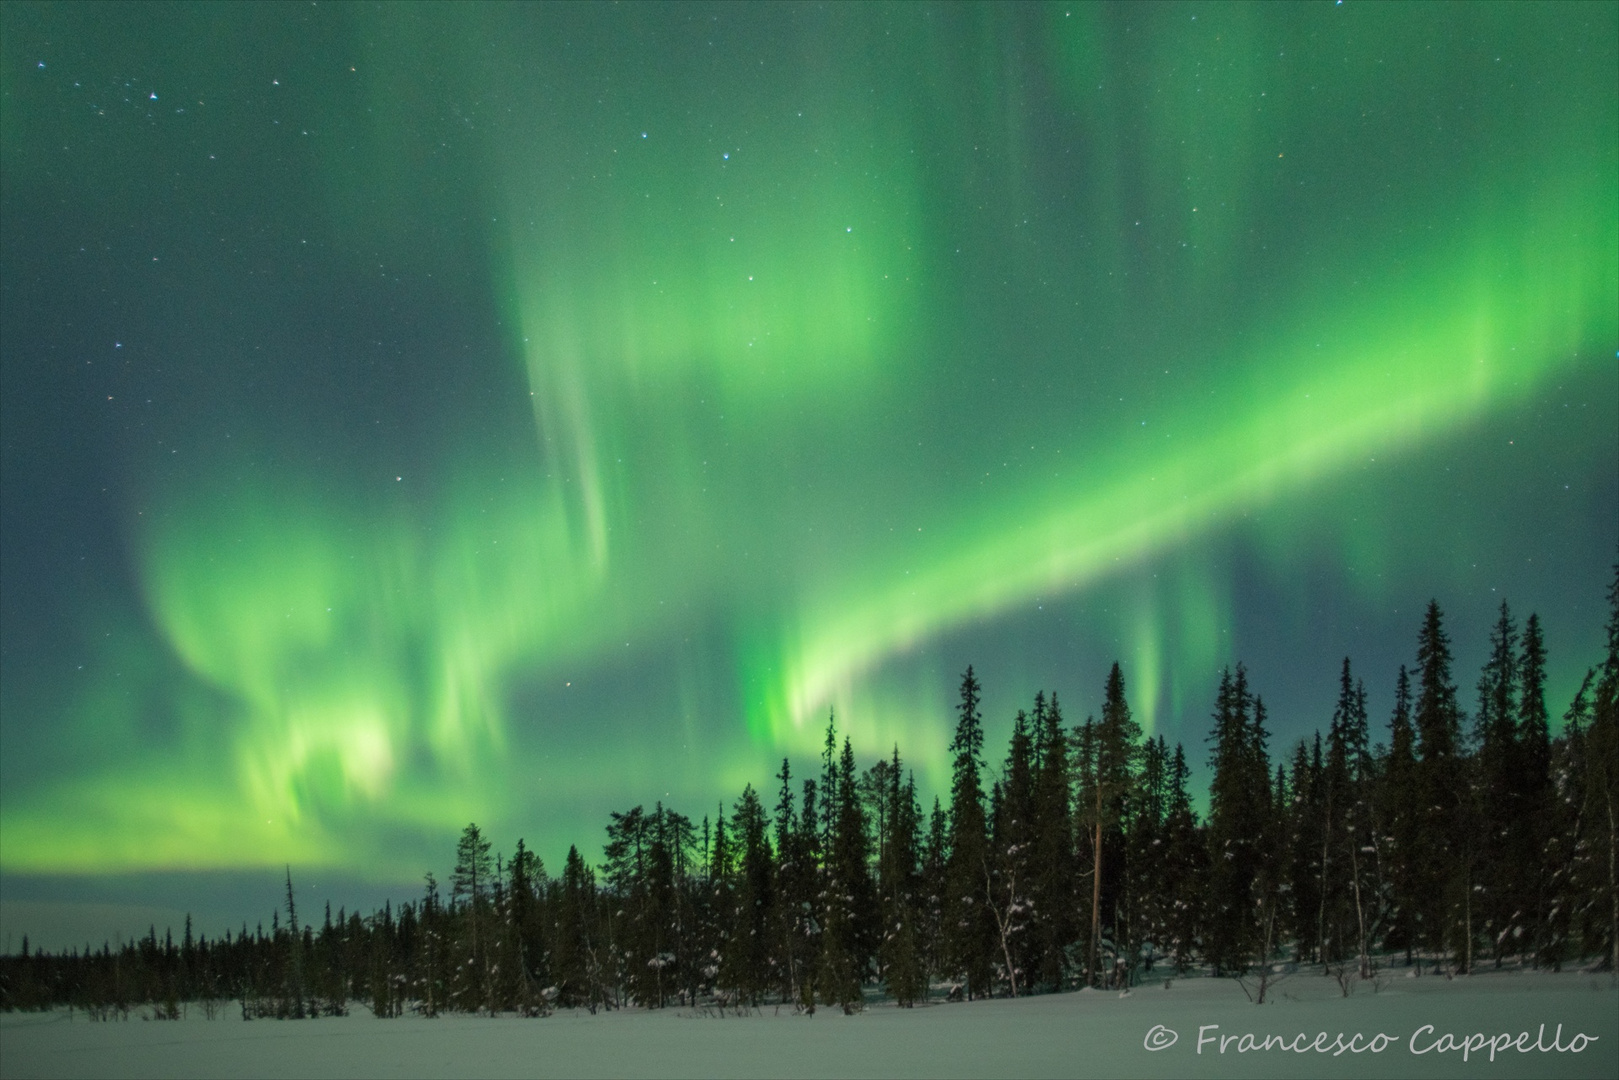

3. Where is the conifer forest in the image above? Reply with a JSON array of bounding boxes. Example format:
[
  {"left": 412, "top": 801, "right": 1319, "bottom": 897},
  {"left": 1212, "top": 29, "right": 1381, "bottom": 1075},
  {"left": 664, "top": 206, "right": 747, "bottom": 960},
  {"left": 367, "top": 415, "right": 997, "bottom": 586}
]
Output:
[{"left": 5, "top": 567, "right": 1618, "bottom": 1019}]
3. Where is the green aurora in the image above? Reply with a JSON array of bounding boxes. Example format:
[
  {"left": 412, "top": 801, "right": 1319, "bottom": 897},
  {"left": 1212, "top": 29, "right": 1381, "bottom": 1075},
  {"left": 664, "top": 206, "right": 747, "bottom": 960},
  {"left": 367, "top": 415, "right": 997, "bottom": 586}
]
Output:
[{"left": 0, "top": 2, "right": 1614, "bottom": 935}]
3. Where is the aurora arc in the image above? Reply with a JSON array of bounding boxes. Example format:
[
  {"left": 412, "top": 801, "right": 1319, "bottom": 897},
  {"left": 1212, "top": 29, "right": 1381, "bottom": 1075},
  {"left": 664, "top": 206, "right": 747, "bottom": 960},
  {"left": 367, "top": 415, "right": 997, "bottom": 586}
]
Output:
[{"left": 0, "top": 1, "right": 1614, "bottom": 916}]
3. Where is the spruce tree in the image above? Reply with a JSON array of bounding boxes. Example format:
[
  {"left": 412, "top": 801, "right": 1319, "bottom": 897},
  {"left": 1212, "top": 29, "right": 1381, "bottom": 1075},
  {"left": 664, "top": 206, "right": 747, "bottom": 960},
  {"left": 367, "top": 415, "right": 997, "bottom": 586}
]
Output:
[
  {"left": 990, "top": 710, "right": 1035, "bottom": 995},
  {"left": 945, "top": 666, "right": 994, "bottom": 997},
  {"left": 1320, "top": 663, "right": 1353, "bottom": 967},
  {"left": 663, "top": 808, "right": 701, "bottom": 1006},
  {"left": 554, "top": 846, "right": 603, "bottom": 1011},
  {"left": 879, "top": 753, "right": 926, "bottom": 1005},
  {"left": 603, "top": 808, "right": 653, "bottom": 1005},
  {"left": 1519, "top": 612, "right": 1552, "bottom": 801},
  {"left": 1343, "top": 673, "right": 1379, "bottom": 978},
  {"left": 1380, "top": 666, "right": 1422, "bottom": 965},
  {"left": 1204, "top": 667, "right": 1246, "bottom": 973},
  {"left": 450, "top": 823, "right": 495, "bottom": 1011},
  {"left": 1413, "top": 601, "right": 1466, "bottom": 970},
  {"left": 839, "top": 739, "right": 877, "bottom": 982},
  {"left": 506, "top": 838, "right": 546, "bottom": 1013},
  {"left": 1162, "top": 743, "right": 1204, "bottom": 972},
  {"left": 1129, "top": 735, "right": 1170, "bottom": 975},
  {"left": 417, "top": 872, "right": 445, "bottom": 1016},
  {"left": 1474, "top": 602, "right": 1521, "bottom": 966},
  {"left": 643, "top": 804, "right": 681, "bottom": 1007},
  {"left": 821, "top": 712, "right": 840, "bottom": 857},
  {"left": 1087, "top": 663, "right": 1140, "bottom": 987},
  {"left": 1030, "top": 692, "right": 1074, "bottom": 990},
  {"left": 1072, "top": 713, "right": 1098, "bottom": 980},
  {"left": 1285, "top": 737, "right": 1323, "bottom": 963},
  {"left": 813, "top": 712, "right": 858, "bottom": 1010},
  {"left": 705, "top": 805, "right": 732, "bottom": 1001},
  {"left": 919, "top": 796, "right": 949, "bottom": 992},
  {"left": 1552, "top": 671, "right": 1596, "bottom": 967},
  {"left": 1248, "top": 698, "right": 1283, "bottom": 992},
  {"left": 773, "top": 758, "right": 813, "bottom": 1004},
  {"left": 722, "top": 785, "right": 774, "bottom": 1006},
  {"left": 283, "top": 868, "right": 305, "bottom": 1018},
  {"left": 1204, "top": 665, "right": 1273, "bottom": 977},
  {"left": 820, "top": 738, "right": 873, "bottom": 1011},
  {"left": 795, "top": 778, "right": 823, "bottom": 1011},
  {"left": 1585, "top": 556, "right": 1619, "bottom": 977},
  {"left": 1322, "top": 659, "right": 1377, "bottom": 976},
  {"left": 1506, "top": 612, "right": 1550, "bottom": 965}
]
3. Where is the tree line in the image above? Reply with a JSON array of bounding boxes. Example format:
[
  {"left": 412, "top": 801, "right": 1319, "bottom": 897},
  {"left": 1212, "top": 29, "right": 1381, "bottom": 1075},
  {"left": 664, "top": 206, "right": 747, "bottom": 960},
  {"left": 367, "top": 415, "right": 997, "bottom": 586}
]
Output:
[{"left": 4, "top": 567, "right": 1617, "bottom": 1016}]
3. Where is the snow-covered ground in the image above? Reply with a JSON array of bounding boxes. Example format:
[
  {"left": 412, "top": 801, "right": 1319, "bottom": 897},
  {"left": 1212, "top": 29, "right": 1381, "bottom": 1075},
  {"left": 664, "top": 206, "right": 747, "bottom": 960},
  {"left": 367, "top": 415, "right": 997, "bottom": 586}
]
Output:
[{"left": 2, "top": 969, "right": 1614, "bottom": 1079}]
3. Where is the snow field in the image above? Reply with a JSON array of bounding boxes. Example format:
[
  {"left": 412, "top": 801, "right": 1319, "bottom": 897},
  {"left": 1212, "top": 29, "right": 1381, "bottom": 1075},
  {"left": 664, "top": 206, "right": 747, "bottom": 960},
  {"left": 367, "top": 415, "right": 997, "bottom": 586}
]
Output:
[{"left": 1, "top": 968, "right": 1614, "bottom": 1079}]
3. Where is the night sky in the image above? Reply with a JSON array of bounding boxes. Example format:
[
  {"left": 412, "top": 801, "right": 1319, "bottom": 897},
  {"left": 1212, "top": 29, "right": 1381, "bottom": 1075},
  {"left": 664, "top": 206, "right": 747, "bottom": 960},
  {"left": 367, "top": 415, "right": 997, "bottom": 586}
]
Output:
[{"left": 2, "top": 2, "right": 1615, "bottom": 950}]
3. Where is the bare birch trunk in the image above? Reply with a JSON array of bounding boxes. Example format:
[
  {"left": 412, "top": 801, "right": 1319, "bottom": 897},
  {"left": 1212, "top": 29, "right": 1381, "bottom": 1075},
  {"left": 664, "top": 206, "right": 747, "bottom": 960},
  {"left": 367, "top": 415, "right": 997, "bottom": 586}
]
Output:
[
  {"left": 1350, "top": 837, "right": 1369, "bottom": 979},
  {"left": 1464, "top": 869, "right": 1473, "bottom": 976},
  {"left": 984, "top": 860, "right": 1019, "bottom": 998},
  {"left": 1318, "top": 789, "right": 1332, "bottom": 971},
  {"left": 1255, "top": 901, "right": 1277, "bottom": 1004},
  {"left": 1089, "top": 788, "right": 1102, "bottom": 988},
  {"left": 1608, "top": 796, "right": 1617, "bottom": 980}
]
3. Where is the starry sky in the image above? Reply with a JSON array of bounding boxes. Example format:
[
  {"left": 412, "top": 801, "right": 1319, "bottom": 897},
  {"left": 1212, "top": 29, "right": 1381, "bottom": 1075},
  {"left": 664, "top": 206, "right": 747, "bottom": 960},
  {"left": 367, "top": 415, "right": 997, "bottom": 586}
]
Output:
[{"left": 1, "top": 2, "right": 1615, "bottom": 950}]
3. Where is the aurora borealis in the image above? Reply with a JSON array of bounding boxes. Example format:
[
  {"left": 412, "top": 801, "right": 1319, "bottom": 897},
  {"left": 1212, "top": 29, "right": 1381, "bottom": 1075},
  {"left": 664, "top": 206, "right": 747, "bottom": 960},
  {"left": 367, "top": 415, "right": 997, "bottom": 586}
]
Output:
[{"left": 1, "top": 2, "right": 1615, "bottom": 947}]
